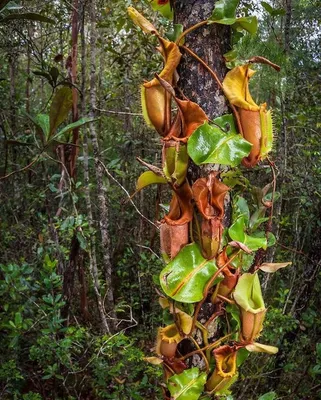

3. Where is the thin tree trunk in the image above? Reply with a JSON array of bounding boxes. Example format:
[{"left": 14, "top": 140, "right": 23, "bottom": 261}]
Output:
[
  {"left": 173, "top": 1, "right": 231, "bottom": 345},
  {"left": 80, "top": 0, "right": 110, "bottom": 334},
  {"left": 89, "top": 0, "right": 116, "bottom": 333}
]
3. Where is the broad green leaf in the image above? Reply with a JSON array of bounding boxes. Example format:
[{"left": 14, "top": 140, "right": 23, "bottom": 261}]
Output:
[
  {"left": 224, "top": 49, "right": 238, "bottom": 62},
  {"left": 166, "top": 24, "right": 184, "bottom": 42},
  {"left": 237, "top": 347, "right": 250, "bottom": 367},
  {"left": 187, "top": 122, "right": 252, "bottom": 167},
  {"left": 167, "top": 367, "right": 206, "bottom": 400},
  {"left": 160, "top": 243, "right": 218, "bottom": 303},
  {"left": 209, "top": 0, "right": 239, "bottom": 24},
  {"left": 49, "top": 87, "right": 73, "bottom": 137},
  {"left": 258, "top": 392, "right": 277, "bottom": 400},
  {"left": 226, "top": 303, "right": 241, "bottom": 331},
  {"left": 233, "top": 16, "right": 258, "bottom": 35},
  {"left": 51, "top": 117, "right": 96, "bottom": 141},
  {"left": 2, "top": 12, "right": 55, "bottom": 23},
  {"left": 233, "top": 273, "right": 265, "bottom": 313},
  {"left": 233, "top": 196, "right": 250, "bottom": 224},
  {"left": 229, "top": 216, "right": 267, "bottom": 251},
  {"left": 150, "top": 0, "right": 173, "bottom": 20},
  {"left": 267, "top": 232, "right": 276, "bottom": 247},
  {"left": 213, "top": 114, "right": 237, "bottom": 134},
  {"left": 136, "top": 171, "right": 167, "bottom": 191},
  {"left": 35, "top": 114, "right": 50, "bottom": 138}
]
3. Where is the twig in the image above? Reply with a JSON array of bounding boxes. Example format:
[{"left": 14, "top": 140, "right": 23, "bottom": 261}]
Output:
[
  {"left": 98, "top": 159, "right": 159, "bottom": 229},
  {"left": 94, "top": 107, "right": 143, "bottom": 117},
  {"left": 176, "top": 20, "right": 208, "bottom": 45}
]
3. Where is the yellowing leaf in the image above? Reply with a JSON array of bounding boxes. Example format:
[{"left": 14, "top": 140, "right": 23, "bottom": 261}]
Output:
[
  {"left": 246, "top": 342, "right": 278, "bottom": 354},
  {"left": 144, "top": 356, "right": 164, "bottom": 365},
  {"left": 259, "top": 262, "right": 292, "bottom": 273},
  {"left": 127, "top": 7, "right": 158, "bottom": 34}
]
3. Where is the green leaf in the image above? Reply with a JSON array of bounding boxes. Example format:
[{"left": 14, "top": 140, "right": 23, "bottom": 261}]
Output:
[
  {"left": 32, "top": 70, "right": 53, "bottom": 84},
  {"left": 237, "top": 347, "right": 250, "bottom": 367},
  {"left": 136, "top": 171, "right": 167, "bottom": 191},
  {"left": 76, "top": 232, "right": 87, "bottom": 250},
  {"left": 35, "top": 114, "right": 50, "bottom": 138},
  {"left": 14, "top": 312, "right": 22, "bottom": 326},
  {"left": 258, "top": 391, "right": 277, "bottom": 400},
  {"left": 167, "top": 367, "right": 207, "bottom": 400},
  {"left": 49, "top": 87, "right": 73, "bottom": 137},
  {"left": 150, "top": 0, "right": 173, "bottom": 20},
  {"left": 267, "top": 232, "right": 276, "bottom": 247},
  {"left": 261, "top": 2, "right": 285, "bottom": 16},
  {"left": 51, "top": 117, "right": 96, "bottom": 141},
  {"left": 1, "top": 13, "right": 55, "bottom": 23},
  {"left": 213, "top": 114, "right": 237, "bottom": 134},
  {"left": 188, "top": 122, "right": 251, "bottom": 167},
  {"left": 261, "top": 2, "right": 274, "bottom": 14},
  {"left": 233, "top": 16, "right": 258, "bottom": 35},
  {"left": 226, "top": 303, "right": 241, "bottom": 331},
  {"left": 160, "top": 243, "right": 218, "bottom": 303},
  {"left": 234, "top": 196, "right": 250, "bottom": 224},
  {"left": 166, "top": 24, "right": 184, "bottom": 42},
  {"left": 229, "top": 216, "right": 267, "bottom": 251},
  {"left": 224, "top": 49, "right": 238, "bottom": 62},
  {"left": 209, "top": 0, "right": 239, "bottom": 24}
]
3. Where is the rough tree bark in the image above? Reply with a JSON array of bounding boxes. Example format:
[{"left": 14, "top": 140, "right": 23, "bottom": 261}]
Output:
[
  {"left": 89, "top": 0, "right": 116, "bottom": 333},
  {"left": 173, "top": 0, "right": 231, "bottom": 309}
]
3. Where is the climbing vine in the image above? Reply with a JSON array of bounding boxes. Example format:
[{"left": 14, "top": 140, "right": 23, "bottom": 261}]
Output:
[{"left": 129, "top": 1, "right": 291, "bottom": 398}]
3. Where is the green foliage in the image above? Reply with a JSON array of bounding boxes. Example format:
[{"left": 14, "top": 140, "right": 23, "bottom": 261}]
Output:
[
  {"left": 160, "top": 243, "right": 219, "bottom": 303},
  {"left": 187, "top": 121, "right": 252, "bottom": 167},
  {"left": 167, "top": 368, "right": 206, "bottom": 400}
]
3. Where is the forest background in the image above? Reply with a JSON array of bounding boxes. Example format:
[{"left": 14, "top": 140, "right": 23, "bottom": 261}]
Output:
[{"left": 0, "top": 0, "right": 320, "bottom": 399}]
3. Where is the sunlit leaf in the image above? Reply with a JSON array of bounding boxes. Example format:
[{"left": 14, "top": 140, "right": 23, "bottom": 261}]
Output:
[
  {"left": 52, "top": 117, "right": 96, "bottom": 141},
  {"left": 187, "top": 122, "right": 252, "bottom": 167},
  {"left": 127, "top": 6, "right": 158, "bottom": 34},
  {"left": 160, "top": 243, "right": 218, "bottom": 303},
  {"left": 136, "top": 171, "right": 167, "bottom": 191},
  {"left": 233, "top": 16, "right": 258, "bottom": 35},
  {"left": 167, "top": 367, "right": 207, "bottom": 400},
  {"left": 229, "top": 216, "right": 267, "bottom": 251},
  {"left": 208, "top": 0, "right": 239, "bottom": 24}
]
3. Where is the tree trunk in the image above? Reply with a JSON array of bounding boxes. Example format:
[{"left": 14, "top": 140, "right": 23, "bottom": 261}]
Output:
[
  {"left": 80, "top": 0, "right": 110, "bottom": 334},
  {"left": 173, "top": 0, "right": 231, "bottom": 339},
  {"left": 89, "top": 0, "right": 115, "bottom": 333}
]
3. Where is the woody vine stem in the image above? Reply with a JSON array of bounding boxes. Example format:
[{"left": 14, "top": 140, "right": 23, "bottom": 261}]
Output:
[{"left": 128, "top": 2, "right": 291, "bottom": 399}]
